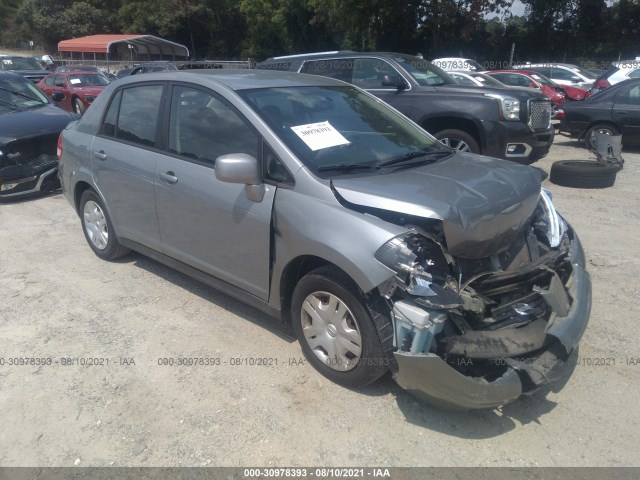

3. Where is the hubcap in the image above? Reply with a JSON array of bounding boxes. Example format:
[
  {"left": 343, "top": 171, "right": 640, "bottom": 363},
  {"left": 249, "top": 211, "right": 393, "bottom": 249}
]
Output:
[
  {"left": 439, "top": 137, "right": 470, "bottom": 151},
  {"left": 83, "top": 200, "right": 109, "bottom": 250},
  {"left": 300, "top": 291, "right": 362, "bottom": 371}
]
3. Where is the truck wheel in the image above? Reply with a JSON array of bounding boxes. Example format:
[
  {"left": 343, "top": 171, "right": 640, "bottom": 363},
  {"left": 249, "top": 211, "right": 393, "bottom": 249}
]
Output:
[
  {"left": 549, "top": 160, "right": 618, "bottom": 189},
  {"left": 434, "top": 129, "right": 480, "bottom": 153},
  {"left": 291, "top": 266, "right": 389, "bottom": 388}
]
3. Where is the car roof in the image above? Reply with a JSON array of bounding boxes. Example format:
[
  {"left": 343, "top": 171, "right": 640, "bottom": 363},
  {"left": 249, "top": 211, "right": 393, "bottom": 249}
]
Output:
[
  {"left": 262, "top": 51, "right": 422, "bottom": 62},
  {"left": 116, "top": 69, "right": 348, "bottom": 90}
]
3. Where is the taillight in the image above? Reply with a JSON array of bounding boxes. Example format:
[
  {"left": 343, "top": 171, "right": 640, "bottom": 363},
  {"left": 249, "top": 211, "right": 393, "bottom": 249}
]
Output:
[
  {"left": 56, "top": 133, "right": 63, "bottom": 161},
  {"left": 595, "top": 79, "right": 610, "bottom": 89},
  {"left": 555, "top": 109, "right": 565, "bottom": 120}
]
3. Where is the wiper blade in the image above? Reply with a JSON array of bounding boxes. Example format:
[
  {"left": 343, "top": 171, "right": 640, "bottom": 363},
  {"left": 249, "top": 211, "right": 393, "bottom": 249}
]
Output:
[
  {"left": 0, "top": 97, "right": 19, "bottom": 110},
  {"left": 317, "top": 162, "right": 374, "bottom": 172},
  {"left": 0, "top": 86, "right": 40, "bottom": 103},
  {"left": 376, "top": 149, "right": 452, "bottom": 168}
]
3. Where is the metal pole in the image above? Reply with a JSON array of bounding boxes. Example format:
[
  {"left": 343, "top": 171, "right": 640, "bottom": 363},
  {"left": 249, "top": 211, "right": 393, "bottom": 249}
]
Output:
[{"left": 509, "top": 42, "right": 515, "bottom": 67}]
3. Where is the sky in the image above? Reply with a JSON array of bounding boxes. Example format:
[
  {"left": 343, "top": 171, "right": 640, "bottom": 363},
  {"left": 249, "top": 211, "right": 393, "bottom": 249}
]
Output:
[{"left": 486, "top": 0, "right": 526, "bottom": 19}]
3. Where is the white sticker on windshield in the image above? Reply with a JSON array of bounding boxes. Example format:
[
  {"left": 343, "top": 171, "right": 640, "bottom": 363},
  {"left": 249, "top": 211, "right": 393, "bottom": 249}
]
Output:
[
  {"left": 290, "top": 121, "right": 350, "bottom": 151},
  {"left": 69, "top": 78, "right": 81, "bottom": 85}
]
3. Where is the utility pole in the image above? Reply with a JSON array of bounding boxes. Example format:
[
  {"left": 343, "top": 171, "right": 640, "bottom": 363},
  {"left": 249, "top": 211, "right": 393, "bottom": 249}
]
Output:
[{"left": 509, "top": 42, "right": 515, "bottom": 67}]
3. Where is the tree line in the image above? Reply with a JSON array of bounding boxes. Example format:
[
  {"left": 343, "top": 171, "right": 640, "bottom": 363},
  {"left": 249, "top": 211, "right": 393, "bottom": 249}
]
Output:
[{"left": 1, "top": 0, "right": 638, "bottom": 65}]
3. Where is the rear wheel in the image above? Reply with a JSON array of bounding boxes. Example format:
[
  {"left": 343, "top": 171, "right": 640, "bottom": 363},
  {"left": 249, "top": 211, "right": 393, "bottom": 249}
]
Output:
[
  {"left": 291, "top": 266, "right": 389, "bottom": 387},
  {"left": 79, "top": 190, "right": 130, "bottom": 260},
  {"left": 434, "top": 129, "right": 480, "bottom": 153}
]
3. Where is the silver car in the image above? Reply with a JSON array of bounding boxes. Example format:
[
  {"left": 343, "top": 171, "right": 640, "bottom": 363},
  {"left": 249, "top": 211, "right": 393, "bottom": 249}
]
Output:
[{"left": 58, "top": 70, "right": 591, "bottom": 409}]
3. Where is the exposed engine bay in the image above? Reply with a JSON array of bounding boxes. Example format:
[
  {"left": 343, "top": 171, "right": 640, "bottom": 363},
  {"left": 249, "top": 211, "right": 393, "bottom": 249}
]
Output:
[
  {"left": 364, "top": 189, "right": 590, "bottom": 409},
  {"left": 0, "top": 134, "right": 59, "bottom": 198}
]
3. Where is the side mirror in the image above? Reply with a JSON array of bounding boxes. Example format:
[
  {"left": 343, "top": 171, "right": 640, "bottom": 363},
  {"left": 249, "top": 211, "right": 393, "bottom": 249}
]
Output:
[
  {"left": 215, "top": 153, "right": 265, "bottom": 202},
  {"left": 51, "top": 92, "right": 65, "bottom": 102},
  {"left": 529, "top": 81, "right": 539, "bottom": 89},
  {"left": 381, "top": 74, "right": 408, "bottom": 91},
  {"left": 570, "top": 76, "right": 581, "bottom": 83}
]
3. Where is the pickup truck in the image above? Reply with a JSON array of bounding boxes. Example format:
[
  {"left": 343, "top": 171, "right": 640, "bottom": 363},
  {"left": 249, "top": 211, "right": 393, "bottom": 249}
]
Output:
[
  {"left": 257, "top": 52, "right": 554, "bottom": 164},
  {"left": 0, "top": 55, "right": 50, "bottom": 84}
]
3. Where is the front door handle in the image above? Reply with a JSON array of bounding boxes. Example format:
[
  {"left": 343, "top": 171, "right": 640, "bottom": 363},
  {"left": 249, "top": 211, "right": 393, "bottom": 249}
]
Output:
[
  {"left": 160, "top": 171, "right": 178, "bottom": 184},
  {"left": 614, "top": 110, "right": 627, "bottom": 115},
  {"left": 94, "top": 151, "right": 107, "bottom": 160}
]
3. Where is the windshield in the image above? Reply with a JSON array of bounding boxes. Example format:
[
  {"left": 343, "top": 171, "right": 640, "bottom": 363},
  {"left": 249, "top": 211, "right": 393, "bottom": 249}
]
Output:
[
  {"left": 0, "top": 75, "right": 49, "bottom": 112},
  {"left": 1, "top": 57, "right": 42, "bottom": 71},
  {"left": 67, "top": 73, "right": 110, "bottom": 87},
  {"left": 392, "top": 55, "right": 455, "bottom": 86},
  {"left": 471, "top": 73, "right": 505, "bottom": 87},
  {"left": 530, "top": 73, "right": 554, "bottom": 86},
  {"left": 239, "top": 86, "right": 448, "bottom": 178},
  {"left": 570, "top": 66, "right": 597, "bottom": 80}
]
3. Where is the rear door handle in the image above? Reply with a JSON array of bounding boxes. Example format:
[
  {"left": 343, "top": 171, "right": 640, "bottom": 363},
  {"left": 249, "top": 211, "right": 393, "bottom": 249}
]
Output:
[
  {"left": 160, "top": 171, "right": 178, "bottom": 184},
  {"left": 615, "top": 110, "right": 627, "bottom": 115},
  {"left": 94, "top": 151, "right": 107, "bottom": 160}
]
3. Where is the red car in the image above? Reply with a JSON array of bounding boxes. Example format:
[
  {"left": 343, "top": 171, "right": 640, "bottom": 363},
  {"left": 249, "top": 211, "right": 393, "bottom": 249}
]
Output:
[
  {"left": 485, "top": 70, "right": 589, "bottom": 111},
  {"left": 37, "top": 71, "right": 110, "bottom": 115}
]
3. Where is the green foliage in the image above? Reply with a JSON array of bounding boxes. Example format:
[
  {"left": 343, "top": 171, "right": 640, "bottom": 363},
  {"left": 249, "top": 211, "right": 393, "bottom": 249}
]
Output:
[
  {"left": 15, "top": 0, "right": 118, "bottom": 51},
  {"left": 3, "top": 0, "right": 639, "bottom": 63}
]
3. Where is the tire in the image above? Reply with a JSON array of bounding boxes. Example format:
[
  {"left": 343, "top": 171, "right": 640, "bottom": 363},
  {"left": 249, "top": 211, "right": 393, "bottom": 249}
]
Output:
[
  {"left": 291, "top": 266, "right": 389, "bottom": 388},
  {"left": 73, "top": 98, "right": 85, "bottom": 116},
  {"left": 549, "top": 160, "right": 618, "bottom": 189},
  {"left": 79, "top": 190, "right": 130, "bottom": 260},
  {"left": 584, "top": 124, "right": 620, "bottom": 151},
  {"left": 434, "top": 129, "right": 480, "bottom": 153}
]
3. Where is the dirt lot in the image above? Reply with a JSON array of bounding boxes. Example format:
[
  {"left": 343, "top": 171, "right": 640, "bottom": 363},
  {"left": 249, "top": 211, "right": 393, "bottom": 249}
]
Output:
[{"left": 0, "top": 135, "right": 639, "bottom": 467}]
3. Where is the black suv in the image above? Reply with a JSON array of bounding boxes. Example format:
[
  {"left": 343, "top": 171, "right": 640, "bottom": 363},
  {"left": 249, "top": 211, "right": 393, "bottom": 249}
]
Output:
[{"left": 257, "top": 52, "right": 554, "bottom": 164}]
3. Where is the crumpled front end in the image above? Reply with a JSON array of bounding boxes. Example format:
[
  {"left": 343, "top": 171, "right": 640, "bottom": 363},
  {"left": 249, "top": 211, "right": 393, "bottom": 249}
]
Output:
[
  {"left": 374, "top": 190, "right": 591, "bottom": 409},
  {"left": 0, "top": 133, "right": 60, "bottom": 199}
]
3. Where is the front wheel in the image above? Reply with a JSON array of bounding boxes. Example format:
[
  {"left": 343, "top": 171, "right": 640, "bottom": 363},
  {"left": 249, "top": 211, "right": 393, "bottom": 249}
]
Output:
[
  {"left": 79, "top": 190, "right": 130, "bottom": 260},
  {"left": 291, "top": 266, "right": 389, "bottom": 387},
  {"left": 434, "top": 129, "right": 480, "bottom": 153}
]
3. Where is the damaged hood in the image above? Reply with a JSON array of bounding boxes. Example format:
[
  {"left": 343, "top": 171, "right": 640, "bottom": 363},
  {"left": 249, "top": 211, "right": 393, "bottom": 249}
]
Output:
[
  {"left": 332, "top": 152, "right": 542, "bottom": 258},
  {"left": 0, "top": 104, "right": 75, "bottom": 144}
]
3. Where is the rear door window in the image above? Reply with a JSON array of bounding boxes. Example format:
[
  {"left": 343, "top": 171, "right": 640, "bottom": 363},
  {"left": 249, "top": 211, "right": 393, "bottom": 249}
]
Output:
[{"left": 98, "top": 85, "right": 163, "bottom": 147}]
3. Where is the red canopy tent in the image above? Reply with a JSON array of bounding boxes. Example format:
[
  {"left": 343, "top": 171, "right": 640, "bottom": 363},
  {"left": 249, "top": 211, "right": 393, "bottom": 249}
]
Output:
[{"left": 58, "top": 34, "right": 189, "bottom": 63}]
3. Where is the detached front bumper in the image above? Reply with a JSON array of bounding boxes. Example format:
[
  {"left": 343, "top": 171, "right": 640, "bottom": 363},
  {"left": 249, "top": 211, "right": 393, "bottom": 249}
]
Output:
[{"left": 392, "top": 232, "right": 592, "bottom": 410}]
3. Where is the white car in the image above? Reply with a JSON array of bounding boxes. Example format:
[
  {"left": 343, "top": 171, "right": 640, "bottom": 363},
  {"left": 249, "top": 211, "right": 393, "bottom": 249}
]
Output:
[
  {"left": 431, "top": 57, "right": 483, "bottom": 71},
  {"left": 591, "top": 60, "right": 640, "bottom": 93},
  {"left": 513, "top": 63, "right": 597, "bottom": 90}
]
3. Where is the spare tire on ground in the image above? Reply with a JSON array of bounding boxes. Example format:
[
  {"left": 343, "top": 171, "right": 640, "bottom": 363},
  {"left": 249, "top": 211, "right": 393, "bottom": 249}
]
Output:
[{"left": 549, "top": 160, "right": 618, "bottom": 189}]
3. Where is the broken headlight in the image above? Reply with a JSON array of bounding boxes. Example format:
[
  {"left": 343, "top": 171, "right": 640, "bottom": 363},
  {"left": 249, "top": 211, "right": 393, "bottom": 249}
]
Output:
[
  {"left": 536, "top": 188, "right": 567, "bottom": 248},
  {"left": 375, "top": 232, "right": 462, "bottom": 308}
]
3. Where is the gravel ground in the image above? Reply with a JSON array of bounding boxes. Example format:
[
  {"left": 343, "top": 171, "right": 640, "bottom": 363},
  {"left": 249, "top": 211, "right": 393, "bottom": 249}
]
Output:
[{"left": 0, "top": 134, "right": 639, "bottom": 467}]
